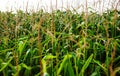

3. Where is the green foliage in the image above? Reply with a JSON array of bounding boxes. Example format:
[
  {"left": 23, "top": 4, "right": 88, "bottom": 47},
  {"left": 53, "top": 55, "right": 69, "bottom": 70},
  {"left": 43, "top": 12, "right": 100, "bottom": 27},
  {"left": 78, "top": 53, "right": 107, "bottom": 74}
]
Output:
[{"left": 0, "top": 9, "right": 120, "bottom": 76}]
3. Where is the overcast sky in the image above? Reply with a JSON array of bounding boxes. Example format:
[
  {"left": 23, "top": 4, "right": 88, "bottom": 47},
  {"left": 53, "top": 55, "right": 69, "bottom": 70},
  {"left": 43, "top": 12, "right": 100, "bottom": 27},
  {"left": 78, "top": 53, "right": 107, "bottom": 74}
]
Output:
[{"left": 0, "top": 0, "right": 119, "bottom": 13}]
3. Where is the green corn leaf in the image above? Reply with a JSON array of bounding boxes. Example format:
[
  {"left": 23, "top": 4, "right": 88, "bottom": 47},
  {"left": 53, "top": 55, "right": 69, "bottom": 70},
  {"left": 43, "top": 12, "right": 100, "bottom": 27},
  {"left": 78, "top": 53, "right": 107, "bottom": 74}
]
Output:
[
  {"left": 20, "top": 63, "right": 31, "bottom": 70},
  {"left": 18, "top": 40, "right": 27, "bottom": 57},
  {"left": 18, "top": 36, "right": 29, "bottom": 41},
  {"left": 90, "top": 66, "right": 101, "bottom": 76},
  {"left": 42, "top": 59, "right": 47, "bottom": 73},
  {"left": 41, "top": 59, "right": 50, "bottom": 76},
  {"left": 43, "top": 54, "right": 56, "bottom": 60},
  {"left": 0, "top": 48, "right": 13, "bottom": 54},
  {"left": 93, "top": 59, "right": 108, "bottom": 76},
  {"left": 57, "top": 54, "right": 72, "bottom": 75},
  {"left": 23, "top": 49, "right": 31, "bottom": 61},
  {"left": 33, "top": 56, "right": 40, "bottom": 59},
  {"left": 67, "top": 60, "right": 75, "bottom": 76},
  {"left": 79, "top": 54, "right": 93, "bottom": 76},
  {"left": 90, "top": 72, "right": 98, "bottom": 76},
  {"left": 42, "top": 54, "right": 55, "bottom": 75},
  {"left": 0, "top": 57, "right": 13, "bottom": 72}
]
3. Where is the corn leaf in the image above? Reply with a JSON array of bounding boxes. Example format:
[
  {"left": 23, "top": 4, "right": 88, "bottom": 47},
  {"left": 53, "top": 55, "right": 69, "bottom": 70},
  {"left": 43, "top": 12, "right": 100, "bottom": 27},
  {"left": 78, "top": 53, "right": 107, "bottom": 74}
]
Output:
[
  {"left": 79, "top": 54, "right": 93, "bottom": 76},
  {"left": 0, "top": 57, "right": 13, "bottom": 72}
]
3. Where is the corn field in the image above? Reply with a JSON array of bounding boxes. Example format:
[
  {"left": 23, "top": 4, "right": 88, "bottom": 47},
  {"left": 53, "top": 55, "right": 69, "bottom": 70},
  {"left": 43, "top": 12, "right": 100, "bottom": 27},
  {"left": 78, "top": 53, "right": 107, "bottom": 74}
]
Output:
[{"left": 0, "top": 9, "right": 120, "bottom": 76}]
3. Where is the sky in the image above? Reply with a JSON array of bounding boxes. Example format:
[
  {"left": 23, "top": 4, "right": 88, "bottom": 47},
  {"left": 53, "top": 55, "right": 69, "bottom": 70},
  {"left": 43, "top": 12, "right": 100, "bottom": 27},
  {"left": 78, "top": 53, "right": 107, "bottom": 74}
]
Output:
[{"left": 0, "top": 0, "right": 119, "bottom": 13}]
